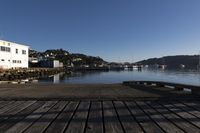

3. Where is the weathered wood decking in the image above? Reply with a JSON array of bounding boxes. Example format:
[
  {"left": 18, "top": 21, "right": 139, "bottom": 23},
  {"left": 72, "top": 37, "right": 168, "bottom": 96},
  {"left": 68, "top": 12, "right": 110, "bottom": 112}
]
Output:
[
  {"left": 0, "top": 83, "right": 200, "bottom": 132},
  {"left": 0, "top": 100, "right": 199, "bottom": 133}
]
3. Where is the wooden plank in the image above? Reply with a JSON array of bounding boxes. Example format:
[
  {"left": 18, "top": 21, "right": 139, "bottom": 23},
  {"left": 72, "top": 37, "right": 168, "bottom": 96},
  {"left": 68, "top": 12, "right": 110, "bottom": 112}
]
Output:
[
  {"left": 136, "top": 101, "right": 183, "bottom": 133},
  {"left": 44, "top": 101, "right": 79, "bottom": 133},
  {"left": 0, "top": 101, "right": 15, "bottom": 109},
  {"left": 0, "top": 101, "right": 25, "bottom": 114},
  {"left": 114, "top": 101, "right": 143, "bottom": 133},
  {"left": 0, "top": 101, "right": 44, "bottom": 132},
  {"left": 65, "top": 101, "right": 90, "bottom": 133},
  {"left": 160, "top": 101, "right": 200, "bottom": 129},
  {"left": 0, "top": 101, "right": 35, "bottom": 123},
  {"left": 24, "top": 101, "right": 66, "bottom": 133},
  {"left": 182, "top": 101, "right": 200, "bottom": 112},
  {"left": 103, "top": 101, "right": 123, "bottom": 133},
  {"left": 125, "top": 101, "right": 164, "bottom": 133},
  {"left": 5, "top": 101, "right": 57, "bottom": 133},
  {"left": 172, "top": 102, "right": 200, "bottom": 119},
  {"left": 85, "top": 102, "right": 103, "bottom": 133},
  {"left": 147, "top": 101, "right": 200, "bottom": 133}
]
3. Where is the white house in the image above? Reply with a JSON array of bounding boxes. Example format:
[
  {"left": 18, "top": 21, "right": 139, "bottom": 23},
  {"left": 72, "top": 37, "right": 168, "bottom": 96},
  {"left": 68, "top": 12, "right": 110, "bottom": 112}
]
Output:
[{"left": 0, "top": 40, "right": 29, "bottom": 69}]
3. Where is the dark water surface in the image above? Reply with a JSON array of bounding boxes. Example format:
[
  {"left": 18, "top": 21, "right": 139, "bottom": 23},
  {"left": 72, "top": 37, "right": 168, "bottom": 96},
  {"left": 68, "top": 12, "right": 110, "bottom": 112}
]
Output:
[{"left": 37, "top": 69, "right": 200, "bottom": 86}]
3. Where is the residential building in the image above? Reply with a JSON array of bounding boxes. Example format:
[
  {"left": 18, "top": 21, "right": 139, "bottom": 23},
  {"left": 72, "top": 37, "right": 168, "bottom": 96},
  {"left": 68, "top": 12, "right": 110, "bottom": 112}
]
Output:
[
  {"left": 0, "top": 40, "right": 29, "bottom": 69},
  {"left": 40, "top": 60, "right": 63, "bottom": 68}
]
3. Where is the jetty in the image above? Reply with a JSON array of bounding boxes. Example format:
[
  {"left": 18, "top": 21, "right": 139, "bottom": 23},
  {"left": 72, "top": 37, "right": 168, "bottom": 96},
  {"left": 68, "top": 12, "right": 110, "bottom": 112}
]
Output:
[{"left": 0, "top": 82, "right": 199, "bottom": 132}]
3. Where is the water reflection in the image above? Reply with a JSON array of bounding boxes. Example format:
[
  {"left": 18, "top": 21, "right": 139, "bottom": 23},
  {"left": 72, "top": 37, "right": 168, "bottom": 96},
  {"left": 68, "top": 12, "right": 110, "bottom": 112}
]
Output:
[
  {"left": 38, "top": 72, "right": 66, "bottom": 83},
  {"left": 37, "top": 69, "right": 200, "bottom": 85}
]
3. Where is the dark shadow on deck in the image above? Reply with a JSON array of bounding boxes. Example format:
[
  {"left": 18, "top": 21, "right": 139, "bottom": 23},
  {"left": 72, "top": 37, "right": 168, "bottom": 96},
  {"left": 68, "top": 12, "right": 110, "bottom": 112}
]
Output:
[{"left": 0, "top": 100, "right": 199, "bottom": 133}]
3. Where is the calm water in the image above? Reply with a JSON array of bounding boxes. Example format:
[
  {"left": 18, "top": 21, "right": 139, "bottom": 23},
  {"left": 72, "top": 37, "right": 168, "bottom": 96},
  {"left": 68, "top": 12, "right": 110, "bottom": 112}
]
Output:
[{"left": 38, "top": 69, "right": 200, "bottom": 86}]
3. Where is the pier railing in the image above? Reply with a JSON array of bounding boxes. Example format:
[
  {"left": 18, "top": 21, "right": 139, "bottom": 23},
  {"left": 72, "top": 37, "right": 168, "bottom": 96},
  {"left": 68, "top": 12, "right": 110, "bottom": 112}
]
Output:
[{"left": 123, "top": 81, "right": 200, "bottom": 95}]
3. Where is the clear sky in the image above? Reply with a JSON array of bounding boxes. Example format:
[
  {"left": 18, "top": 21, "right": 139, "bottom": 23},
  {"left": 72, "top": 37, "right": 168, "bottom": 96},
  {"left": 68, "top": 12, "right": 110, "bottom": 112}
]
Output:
[{"left": 0, "top": 0, "right": 200, "bottom": 62}]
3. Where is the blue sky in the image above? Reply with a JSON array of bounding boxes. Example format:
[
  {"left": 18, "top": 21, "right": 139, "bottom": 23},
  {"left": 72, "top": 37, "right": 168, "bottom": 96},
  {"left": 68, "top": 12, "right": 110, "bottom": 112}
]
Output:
[{"left": 0, "top": 0, "right": 200, "bottom": 62}]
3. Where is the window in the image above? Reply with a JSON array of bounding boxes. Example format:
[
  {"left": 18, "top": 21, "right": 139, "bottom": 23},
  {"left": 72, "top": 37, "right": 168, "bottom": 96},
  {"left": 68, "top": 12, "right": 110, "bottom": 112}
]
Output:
[
  {"left": 16, "top": 49, "right": 18, "bottom": 54},
  {"left": 0, "top": 46, "right": 11, "bottom": 52},
  {"left": 13, "top": 60, "right": 21, "bottom": 63},
  {"left": 1, "top": 46, "right": 5, "bottom": 51},
  {"left": 6, "top": 47, "right": 10, "bottom": 52},
  {"left": 22, "top": 50, "right": 26, "bottom": 55}
]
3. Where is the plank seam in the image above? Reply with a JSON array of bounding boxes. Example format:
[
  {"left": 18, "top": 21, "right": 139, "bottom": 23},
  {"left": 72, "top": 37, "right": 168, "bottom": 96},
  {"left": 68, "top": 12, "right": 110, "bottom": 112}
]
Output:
[
  {"left": 124, "top": 101, "right": 146, "bottom": 133},
  {"left": 21, "top": 101, "right": 59, "bottom": 133},
  {"left": 0, "top": 101, "right": 27, "bottom": 115},
  {"left": 157, "top": 101, "right": 200, "bottom": 130},
  {"left": 135, "top": 101, "right": 166, "bottom": 133},
  {"left": 145, "top": 101, "right": 186, "bottom": 133},
  {"left": 62, "top": 101, "right": 81, "bottom": 133},
  {"left": 0, "top": 101, "right": 15, "bottom": 110},
  {"left": 42, "top": 101, "right": 70, "bottom": 133},
  {"left": 101, "top": 101, "right": 105, "bottom": 133},
  {"left": 2, "top": 101, "right": 47, "bottom": 132},
  {"left": 170, "top": 101, "right": 200, "bottom": 120},
  {"left": 0, "top": 101, "right": 38, "bottom": 132},
  {"left": 83, "top": 101, "right": 91, "bottom": 133},
  {"left": 112, "top": 101, "right": 126, "bottom": 133},
  {"left": 180, "top": 101, "right": 200, "bottom": 112},
  {"left": 178, "top": 100, "right": 200, "bottom": 118}
]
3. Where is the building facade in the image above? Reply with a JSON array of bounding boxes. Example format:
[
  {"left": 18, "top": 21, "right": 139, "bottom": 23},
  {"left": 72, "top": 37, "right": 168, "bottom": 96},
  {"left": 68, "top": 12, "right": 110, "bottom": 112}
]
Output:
[
  {"left": 0, "top": 40, "right": 29, "bottom": 69},
  {"left": 40, "top": 60, "right": 63, "bottom": 68}
]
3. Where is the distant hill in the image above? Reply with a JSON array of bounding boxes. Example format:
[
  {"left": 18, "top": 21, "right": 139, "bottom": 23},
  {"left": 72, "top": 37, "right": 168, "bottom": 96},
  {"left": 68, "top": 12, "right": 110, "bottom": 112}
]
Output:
[
  {"left": 29, "top": 49, "right": 106, "bottom": 67},
  {"left": 137, "top": 55, "right": 199, "bottom": 69}
]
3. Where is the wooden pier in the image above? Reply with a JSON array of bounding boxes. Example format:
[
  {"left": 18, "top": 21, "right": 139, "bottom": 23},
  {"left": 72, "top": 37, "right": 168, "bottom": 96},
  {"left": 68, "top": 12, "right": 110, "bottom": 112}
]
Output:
[
  {"left": 0, "top": 83, "right": 199, "bottom": 132},
  {"left": 0, "top": 99, "right": 200, "bottom": 133}
]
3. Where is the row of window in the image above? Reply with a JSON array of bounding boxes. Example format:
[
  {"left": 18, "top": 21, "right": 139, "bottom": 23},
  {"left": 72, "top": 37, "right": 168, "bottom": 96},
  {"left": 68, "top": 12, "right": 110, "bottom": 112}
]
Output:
[
  {"left": 0, "top": 59, "right": 22, "bottom": 64},
  {"left": 0, "top": 46, "right": 11, "bottom": 52},
  {"left": 13, "top": 60, "right": 22, "bottom": 64},
  {"left": 2, "top": 42, "right": 11, "bottom": 46},
  {"left": 0, "top": 46, "right": 27, "bottom": 55}
]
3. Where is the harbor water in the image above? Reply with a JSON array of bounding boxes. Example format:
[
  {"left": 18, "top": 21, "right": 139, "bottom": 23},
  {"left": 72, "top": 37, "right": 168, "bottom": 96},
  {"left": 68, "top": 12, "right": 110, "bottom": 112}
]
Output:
[{"left": 38, "top": 69, "right": 200, "bottom": 86}]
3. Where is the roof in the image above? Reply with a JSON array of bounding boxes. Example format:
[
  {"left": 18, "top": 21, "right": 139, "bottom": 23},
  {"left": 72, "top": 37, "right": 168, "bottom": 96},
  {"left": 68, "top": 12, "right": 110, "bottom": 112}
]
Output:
[{"left": 0, "top": 39, "right": 30, "bottom": 47}]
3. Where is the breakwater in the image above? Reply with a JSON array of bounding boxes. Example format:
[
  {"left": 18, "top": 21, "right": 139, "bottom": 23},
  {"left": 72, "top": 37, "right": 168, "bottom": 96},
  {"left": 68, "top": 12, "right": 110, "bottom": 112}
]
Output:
[{"left": 0, "top": 68, "right": 67, "bottom": 82}]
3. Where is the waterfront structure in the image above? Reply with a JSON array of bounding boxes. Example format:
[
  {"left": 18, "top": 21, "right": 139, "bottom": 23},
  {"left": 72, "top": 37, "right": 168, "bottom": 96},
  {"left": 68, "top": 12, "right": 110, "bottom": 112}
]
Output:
[
  {"left": 0, "top": 40, "right": 29, "bottom": 69},
  {"left": 40, "top": 60, "right": 63, "bottom": 68}
]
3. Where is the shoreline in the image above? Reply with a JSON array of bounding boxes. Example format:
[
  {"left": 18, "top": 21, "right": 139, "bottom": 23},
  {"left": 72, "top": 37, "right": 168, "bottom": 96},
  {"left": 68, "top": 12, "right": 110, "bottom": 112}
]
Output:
[{"left": 0, "top": 67, "right": 68, "bottom": 82}]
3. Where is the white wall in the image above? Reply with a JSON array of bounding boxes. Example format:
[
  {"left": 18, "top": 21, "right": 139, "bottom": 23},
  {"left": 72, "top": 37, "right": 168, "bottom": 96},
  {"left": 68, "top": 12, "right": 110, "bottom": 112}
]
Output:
[
  {"left": 53, "top": 60, "right": 60, "bottom": 68},
  {"left": 0, "top": 40, "right": 29, "bottom": 69}
]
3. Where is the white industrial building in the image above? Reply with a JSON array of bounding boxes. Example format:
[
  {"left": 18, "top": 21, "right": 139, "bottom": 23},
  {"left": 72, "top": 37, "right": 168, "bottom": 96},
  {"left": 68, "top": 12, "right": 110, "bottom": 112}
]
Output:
[{"left": 0, "top": 40, "right": 29, "bottom": 69}]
